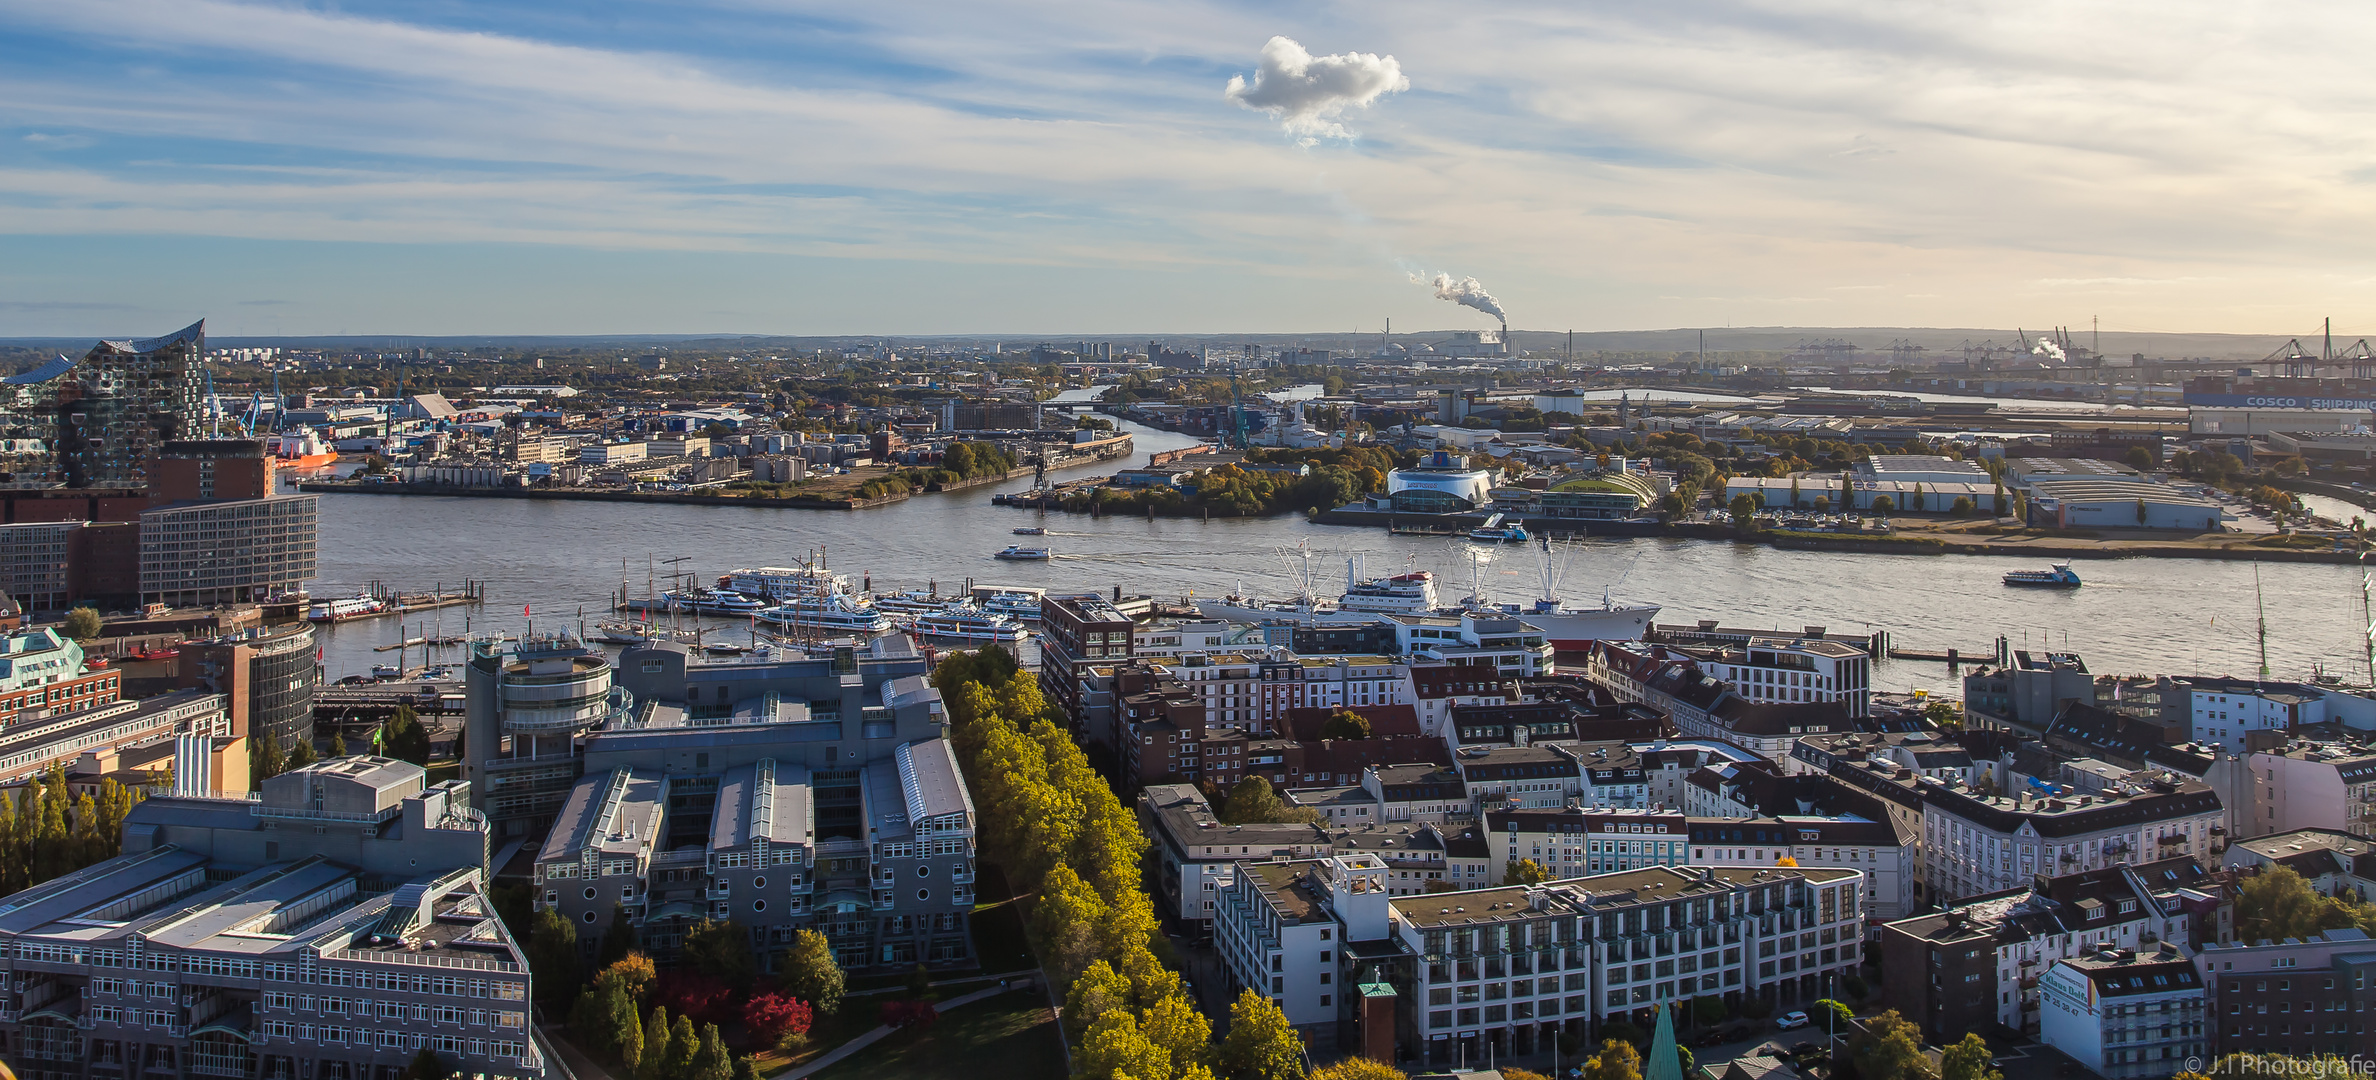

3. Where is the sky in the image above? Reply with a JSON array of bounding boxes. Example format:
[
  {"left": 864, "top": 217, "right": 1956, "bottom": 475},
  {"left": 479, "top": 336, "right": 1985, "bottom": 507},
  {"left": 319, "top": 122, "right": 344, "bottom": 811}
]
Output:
[{"left": 2, "top": 0, "right": 2375, "bottom": 339}]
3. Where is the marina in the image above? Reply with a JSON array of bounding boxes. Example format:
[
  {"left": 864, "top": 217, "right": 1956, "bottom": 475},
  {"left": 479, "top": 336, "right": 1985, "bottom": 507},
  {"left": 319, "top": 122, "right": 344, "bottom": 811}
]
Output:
[{"left": 290, "top": 419, "right": 2376, "bottom": 694}]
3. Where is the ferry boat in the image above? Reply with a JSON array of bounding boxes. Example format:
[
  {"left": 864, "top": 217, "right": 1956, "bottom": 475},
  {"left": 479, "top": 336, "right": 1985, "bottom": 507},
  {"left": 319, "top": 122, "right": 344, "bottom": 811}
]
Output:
[
  {"left": 994, "top": 545, "right": 1052, "bottom": 561},
  {"left": 1338, "top": 571, "right": 1441, "bottom": 615},
  {"left": 973, "top": 589, "right": 1043, "bottom": 622},
  {"left": 896, "top": 605, "right": 1029, "bottom": 643},
  {"left": 307, "top": 595, "right": 388, "bottom": 622},
  {"left": 868, "top": 588, "right": 949, "bottom": 616},
  {"left": 663, "top": 588, "right": 766, "bottom": 615},
  {"left": 756, "top": 595, "right": 895, "bottom": 635},
  {"left": 269, "top": 429, "right": 339, "bottom": 469},
  {"left": 720, "top": 565, "right": 851, "bottom": 601},
  {"left": 1013, "top": 526, "right": 1047, "bottom": 536},
  {"left": 2003, "top": 563, "right": 2082, "bottom": 589}
]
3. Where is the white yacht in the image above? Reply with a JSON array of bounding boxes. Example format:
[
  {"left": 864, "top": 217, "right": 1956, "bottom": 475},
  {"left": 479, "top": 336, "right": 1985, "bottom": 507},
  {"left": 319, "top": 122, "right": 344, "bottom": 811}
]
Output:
[
  {"left": 974, "top": 589, "right": 1043, "bottom": 622},
  {"left": 757, "top": 595, "right": 895, "bottom": 635},
  {"left": 896, "top": 605, "right": 1029, "bottom": 644},
  {"left": 663, "top": 588, "right": 766, "bottom": 615}
]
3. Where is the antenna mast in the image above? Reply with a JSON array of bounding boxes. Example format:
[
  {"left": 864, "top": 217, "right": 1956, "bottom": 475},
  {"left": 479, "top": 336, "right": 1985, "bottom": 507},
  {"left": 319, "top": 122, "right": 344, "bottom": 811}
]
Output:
[{"left": 2255, "top": 563, "right": 2270, "bottom": 682}]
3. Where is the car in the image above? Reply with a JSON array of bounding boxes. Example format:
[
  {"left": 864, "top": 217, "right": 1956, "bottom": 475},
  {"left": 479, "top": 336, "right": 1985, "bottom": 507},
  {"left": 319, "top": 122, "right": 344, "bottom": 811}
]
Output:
[
  {"left": 1693, "top": 1032, "right": 1729, "bottom": 1048},
  {"left": 1775, "top": 1011, "right": 1811, "bottom": 1030}
]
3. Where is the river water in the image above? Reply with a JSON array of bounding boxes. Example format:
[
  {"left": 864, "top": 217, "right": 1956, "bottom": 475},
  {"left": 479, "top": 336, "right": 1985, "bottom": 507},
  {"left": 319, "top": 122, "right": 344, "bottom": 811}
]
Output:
[{"left": 306, "top": 417, "right": 2376, "bottom": 697}]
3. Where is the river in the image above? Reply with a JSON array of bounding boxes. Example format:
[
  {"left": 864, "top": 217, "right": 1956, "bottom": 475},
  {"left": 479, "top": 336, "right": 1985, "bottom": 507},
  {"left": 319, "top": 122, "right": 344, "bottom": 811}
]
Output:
[{"left": 304, "top": 417, "right": 2376, "bottom": 697}]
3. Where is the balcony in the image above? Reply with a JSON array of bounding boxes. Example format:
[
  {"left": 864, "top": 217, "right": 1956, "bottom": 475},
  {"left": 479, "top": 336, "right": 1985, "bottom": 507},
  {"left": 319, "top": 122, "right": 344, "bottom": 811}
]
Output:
[
  {"left": 187, "top": 1046, "right": 255, "bottom": 1079},
  {"left": 704, "top": 886, "right": 731, "bottom": 901}
]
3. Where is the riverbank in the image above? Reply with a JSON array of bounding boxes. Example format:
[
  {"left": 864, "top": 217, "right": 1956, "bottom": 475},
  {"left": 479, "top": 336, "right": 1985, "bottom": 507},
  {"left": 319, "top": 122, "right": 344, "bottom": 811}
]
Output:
[{"left": 297, "top": 478, "right": 911, "bottom": 510}]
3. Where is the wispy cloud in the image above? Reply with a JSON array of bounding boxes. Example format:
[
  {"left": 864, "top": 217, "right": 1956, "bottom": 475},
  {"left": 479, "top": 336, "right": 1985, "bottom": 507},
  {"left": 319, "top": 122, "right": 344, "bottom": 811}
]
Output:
[{"left": 0, "top": 0, "right": 2372, "bottom": 333}]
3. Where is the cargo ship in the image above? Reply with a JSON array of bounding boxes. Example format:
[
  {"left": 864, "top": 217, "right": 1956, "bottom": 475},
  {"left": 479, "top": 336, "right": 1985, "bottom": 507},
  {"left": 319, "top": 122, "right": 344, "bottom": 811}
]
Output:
[{"left": 270, "top": 429, "right": 339, "bottom": 469}]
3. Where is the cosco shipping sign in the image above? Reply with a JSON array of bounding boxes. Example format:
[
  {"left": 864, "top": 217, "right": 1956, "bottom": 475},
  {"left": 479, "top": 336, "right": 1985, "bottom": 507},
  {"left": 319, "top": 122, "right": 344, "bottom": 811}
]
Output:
[{"left": 2185, "top": 392, "right": 2376, "bottom": 411}]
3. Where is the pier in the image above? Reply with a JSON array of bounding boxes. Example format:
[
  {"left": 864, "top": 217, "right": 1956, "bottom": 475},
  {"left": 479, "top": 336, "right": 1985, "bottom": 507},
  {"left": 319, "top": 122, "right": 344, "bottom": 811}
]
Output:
[{"left": 314, "top": 581, "right": 487, "bottom": 623}]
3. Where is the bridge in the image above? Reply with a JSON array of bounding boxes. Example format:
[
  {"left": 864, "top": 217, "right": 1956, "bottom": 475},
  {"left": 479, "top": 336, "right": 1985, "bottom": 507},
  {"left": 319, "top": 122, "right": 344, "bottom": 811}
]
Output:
[{"left": 313, "top": 681, "right": 467, "bottom": 729}]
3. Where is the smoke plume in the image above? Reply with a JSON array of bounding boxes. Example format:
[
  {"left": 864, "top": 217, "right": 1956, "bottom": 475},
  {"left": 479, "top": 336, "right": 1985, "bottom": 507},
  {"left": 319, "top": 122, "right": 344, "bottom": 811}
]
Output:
[
  {"left": 2033, "top": 339, "right": 2065, "bottom": 362},
  {"left": 1418, "top": 273, "right": 1507, "bottom": 323},
  {"left": 1224, "top": 36, "right": 1408, "bottom": 146}
]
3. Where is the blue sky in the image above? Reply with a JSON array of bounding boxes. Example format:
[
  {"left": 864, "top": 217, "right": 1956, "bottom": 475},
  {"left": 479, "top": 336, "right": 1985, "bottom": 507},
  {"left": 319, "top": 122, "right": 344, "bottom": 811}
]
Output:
[{"left": 1, "top": 0, "right": 2373, "bottom": 337}]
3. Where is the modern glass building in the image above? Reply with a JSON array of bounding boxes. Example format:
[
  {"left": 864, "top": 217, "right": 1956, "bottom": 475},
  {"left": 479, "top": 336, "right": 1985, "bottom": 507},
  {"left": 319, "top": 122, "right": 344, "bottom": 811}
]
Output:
[{"left": 0, "top": 320, "right": 209, "bottom": 490}]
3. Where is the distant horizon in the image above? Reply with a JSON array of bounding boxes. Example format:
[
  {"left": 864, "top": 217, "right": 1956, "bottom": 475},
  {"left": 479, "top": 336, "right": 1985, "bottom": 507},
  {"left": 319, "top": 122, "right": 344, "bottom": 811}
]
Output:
[{"left": 0, "top": 322, "right": 2329, "bottom": 364}]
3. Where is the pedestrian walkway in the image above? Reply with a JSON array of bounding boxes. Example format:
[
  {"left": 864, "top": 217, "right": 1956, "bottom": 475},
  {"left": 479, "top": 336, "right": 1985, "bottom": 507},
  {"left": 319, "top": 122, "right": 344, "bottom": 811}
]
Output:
[{"left": 767, "top": 983, "right": 1019, "bottom": 1080}]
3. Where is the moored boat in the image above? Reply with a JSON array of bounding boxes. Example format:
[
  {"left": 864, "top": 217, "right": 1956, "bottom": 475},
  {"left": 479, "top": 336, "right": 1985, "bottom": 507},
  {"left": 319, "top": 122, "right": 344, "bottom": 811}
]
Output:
[
  {"left": 895, "top": 605, "right": 1029, "bottom": 643},
  {"left": 663, "top": 588, "right": 766, "bottom": 615}
]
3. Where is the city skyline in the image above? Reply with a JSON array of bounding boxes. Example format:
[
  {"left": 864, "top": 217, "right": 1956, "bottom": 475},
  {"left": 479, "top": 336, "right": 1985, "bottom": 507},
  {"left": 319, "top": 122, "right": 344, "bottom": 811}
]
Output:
[{"left": 3, "top": 1, "right": 2373, "bottom": 338}]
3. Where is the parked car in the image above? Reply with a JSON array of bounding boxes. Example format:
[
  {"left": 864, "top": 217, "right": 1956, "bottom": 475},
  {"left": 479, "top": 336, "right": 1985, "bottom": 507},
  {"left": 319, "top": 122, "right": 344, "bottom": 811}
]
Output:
[{"left": 1776, "top": 1011, "right": 1811, "bottom": 1030}]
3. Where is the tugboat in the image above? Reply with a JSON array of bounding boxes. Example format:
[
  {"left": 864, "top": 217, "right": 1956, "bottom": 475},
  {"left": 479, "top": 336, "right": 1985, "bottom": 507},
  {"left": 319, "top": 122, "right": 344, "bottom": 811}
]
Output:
[{"left": 2003, "top": 563, "right": 2082, "bottom": 589}]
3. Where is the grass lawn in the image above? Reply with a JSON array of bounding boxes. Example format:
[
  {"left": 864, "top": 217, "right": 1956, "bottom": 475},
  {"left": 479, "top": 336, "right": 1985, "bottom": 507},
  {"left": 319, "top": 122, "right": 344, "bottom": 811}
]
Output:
[{"left": 809, "top": 991, "right": 1061, "bottom": 1080}]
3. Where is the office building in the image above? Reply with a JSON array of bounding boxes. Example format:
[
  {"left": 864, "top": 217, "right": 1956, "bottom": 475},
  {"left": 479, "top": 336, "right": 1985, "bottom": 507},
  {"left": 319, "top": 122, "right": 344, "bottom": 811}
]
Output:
[
  {"left": 179, "top": 623, "right": 322, "bottom": 751},
  {"left": 467, "top": 633, "right": 980, "bottom": 971},
  {"left": 1040, "top": 592, "right": 1135, "bottom": 727},
  {"left": 0, "top": 321, "right": 208, "bottom": 491},
  {"left": 139, "top": 494, "right": 319, "bottom": 607},
  {"left": 2039, "top": 944, "right": 2208, "bottom": 1079},
  {"left": 1212, "top": 854, "right": 1393, "bottom": 1042},
  {"left": 0, "top": 755, "right": 537, "bottom": 1080}
]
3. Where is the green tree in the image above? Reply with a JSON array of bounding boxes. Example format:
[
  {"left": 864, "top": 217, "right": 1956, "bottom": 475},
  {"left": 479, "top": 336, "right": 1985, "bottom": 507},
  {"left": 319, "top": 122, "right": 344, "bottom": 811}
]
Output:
[
  {"left": 1222, "top": 776, "right": 1287, "bottom": 825},
  {"left": 288, "top": 737, "right": 319, "bottom": 770},
  {"left": 780, "top": 928, "right": 844, "bottom": 1014},
  {"left": 60, "top": 606, "right": 102, "bottom": 642},
  {"left": 689, "top": 1023, "right": 732, "bottom": 1080},
  {"left": 1217, "top": 989, "right": 1305, "bottom": 1080},
  {"left": 1812, "top": 998, "right": 1854, "bottom": 1030},
  {"left": 1993, "top": 482, "right": 2007, "bottom": 517},
  {"left": 1075, "top": 1008, "right": 1169, "bottom": 1080},
  {"left": 1848, "top": 1010, "right": 1927, "bottom": 1080},
  {"left": 1727, "top": 493, "right": 1757, "bottom": 528},
  {"left": 1871, "top": 495, "right": 1896, "bottom": 514},
  {"left": 381, "top": 706, "right": 431, "bottom": 766},
  {"left": 2238, "top": 866, "right": 2338, "bottom": 943},
  {"left": 329, "top": 731, "right": 347, "bottom": 757},
  {"left": 1502, "top": 859, "right": 1551, "bottom": 886},
  {"left": 2136, "top": 498, "right": 2149, "bottom": 525},
  {"left": 1140, "top": 993, "right": 1214, "bottom": 1077},
  {"left": 683, "top": 918, "right": 756, "bottom": 991},
  {"left": 1065, "top": 960, "right": 1134, "bottom": 1040},
  {"left": 662, "top": 1015, "right": 698, "bottom": 1080},
  {"left": 638, "top": 1006, "right": 673, "bottom": 1080},
  {"left": 1580, "top": 1038, "right": 1642, "bottom": 1080},
  {"left": 1950, "top": 496, "right": 1974, "bottom": 516},
  {"left": 2124, "top": 445, "right": 2157, "bottom": 471},
  {"left": 1788, "top": 476, "right": 1802, "bottom": 507},
  {"left": 525, "top": 909, "right": 581, "bottom": 1005},
  {"left": 1942, "top": 1032, "right": 2001, "bottom": 1080},
  {"left": 1690, "top": 995, "right": 1728, "bottom": 1029},
  {"left": 251, "top": 732, "right": 288, "bottom": 787},
  {"left": 1318, "top": 709, "right": 1371, "bottom": 741},
  {"left": 615, "top": 984, "right": 647, "bottom": 1072},
  {"left": 1311, "top": 1060, "right": 1404, "bottom": 1080}
]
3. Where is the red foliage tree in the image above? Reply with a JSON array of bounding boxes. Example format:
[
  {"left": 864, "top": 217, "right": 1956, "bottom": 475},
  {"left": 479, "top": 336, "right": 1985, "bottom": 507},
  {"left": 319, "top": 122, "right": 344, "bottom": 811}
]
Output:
[
  {"left": 654, "top": 971, "right": 735, "bottom": 1027},
  {"left": 742, "top": 993, "right": 814, "bottom": 1046}
]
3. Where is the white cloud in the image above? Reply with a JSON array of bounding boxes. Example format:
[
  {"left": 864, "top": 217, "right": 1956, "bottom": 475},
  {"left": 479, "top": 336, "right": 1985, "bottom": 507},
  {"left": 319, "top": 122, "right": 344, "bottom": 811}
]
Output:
[{"left": 1223, "top": 36, "right": 1408, "bottom": 145}]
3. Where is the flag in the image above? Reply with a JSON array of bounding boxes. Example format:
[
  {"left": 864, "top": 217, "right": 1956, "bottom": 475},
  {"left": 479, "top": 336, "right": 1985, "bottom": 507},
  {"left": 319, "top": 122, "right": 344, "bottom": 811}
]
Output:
[{"left": 523, "top": 603, "right": 531, "bottom": 618}]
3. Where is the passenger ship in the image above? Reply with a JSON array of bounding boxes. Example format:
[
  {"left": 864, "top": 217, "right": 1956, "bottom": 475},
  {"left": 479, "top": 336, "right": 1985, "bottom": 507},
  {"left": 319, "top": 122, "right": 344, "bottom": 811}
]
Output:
[
  {"left": 757, "top": 595, "right": 895, "bottom": 635},
  {"left": 894, "top": 605, "right": 1029, "bottom": 643}
]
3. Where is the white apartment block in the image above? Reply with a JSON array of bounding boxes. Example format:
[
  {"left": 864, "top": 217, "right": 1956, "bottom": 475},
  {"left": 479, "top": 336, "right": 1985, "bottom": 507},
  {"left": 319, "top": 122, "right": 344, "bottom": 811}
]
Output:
[
  {"left": 1921, "top": 775, "right": 2224, "bottom": 903},
  {"left": 2039, "top": 946, "right": 2208, "bottom": 1080}
]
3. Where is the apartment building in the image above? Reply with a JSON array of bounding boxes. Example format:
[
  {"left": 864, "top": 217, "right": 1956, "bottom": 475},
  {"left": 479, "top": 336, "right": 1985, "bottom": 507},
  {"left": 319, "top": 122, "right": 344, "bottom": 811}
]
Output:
[
  {"left": 1212, "top": 854, "right": 1393, "bottom": 1040},
  {"left": 1921, "top": 773, "right": 2223, "bottom": 903},
  {"left": 1686, "top": 815, "right": 1920, "bottom": 919},
  {"left": 2194, "top": 929, "right": 2376, "bottom": 1061},
  {"left": 0, "top": 756, "right": 537, "bottom": 1080},
  {"left": 1684, "top": 637, "right": 1874, "bottom": 718},
  {"left": 1789, "top": 730, "right": 1979, "bottom": 786},
  {"left": 2222, "top": 829, "right": 2376, "bottom": 903},
  {"left": 1138, "top": 784, "right": 1331, "bottom": 926},
  {"left": 2040, "top": 945, "right": 2208, "bottom": 1079},
  {"left": 1386, "top": 865, "right": 1866, "bottom": 1066},
  {"left": 1040, "top": 592, "right": 1135, "bottom": 728},
  {"left": 1879, "top": 859, "right": 2215, "bottom": 1042},
  {"left": 1483, "top": 808, "right": 1688, "bottom": 878},
  {"left": 2219, "top": 741, "right": 2376, "bottom": 840},
  {"left": 2174, "top": 676, "right": 2376, "bottom": 754}
]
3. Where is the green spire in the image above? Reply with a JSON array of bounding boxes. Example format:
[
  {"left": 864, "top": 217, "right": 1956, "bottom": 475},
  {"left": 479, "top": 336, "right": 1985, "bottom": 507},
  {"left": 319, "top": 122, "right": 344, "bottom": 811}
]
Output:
[{"left": 1645, "top": 1000, "right": 1685, "bottom": 1080}]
